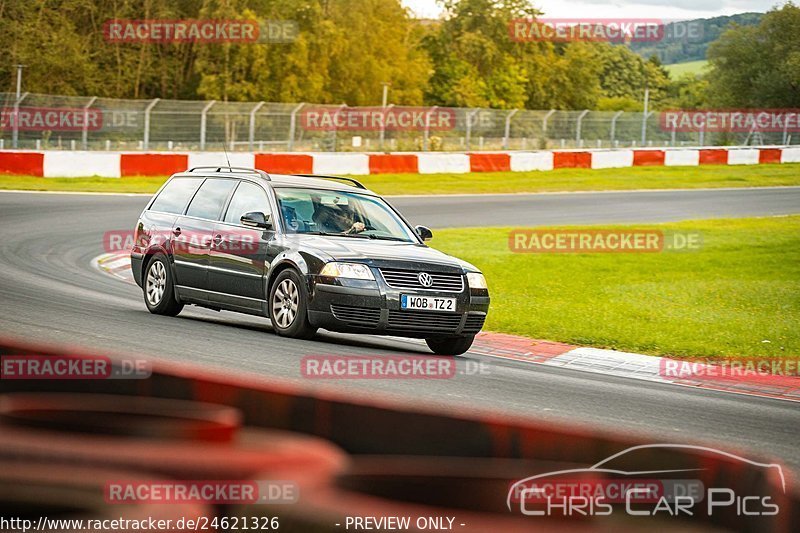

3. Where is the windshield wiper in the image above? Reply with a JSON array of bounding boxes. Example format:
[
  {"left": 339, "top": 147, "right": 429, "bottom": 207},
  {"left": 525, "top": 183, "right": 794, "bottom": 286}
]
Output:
[
  {"left": 363, "top": 234, "right": 409, "bottom": 242},
  {"left": 300, "top": 231, "right": 370, "bottom": 239}
]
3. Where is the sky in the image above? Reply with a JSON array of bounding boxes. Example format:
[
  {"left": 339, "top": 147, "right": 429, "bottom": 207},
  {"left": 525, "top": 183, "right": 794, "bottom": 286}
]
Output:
[{"left": 401, "top": 0, "right": 784, "bottom": 20}]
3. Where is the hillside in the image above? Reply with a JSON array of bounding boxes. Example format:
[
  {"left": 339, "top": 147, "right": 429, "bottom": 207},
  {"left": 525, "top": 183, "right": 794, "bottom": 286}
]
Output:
[{"left": 628, "top": 13, "right": 762, "bottom": 64}]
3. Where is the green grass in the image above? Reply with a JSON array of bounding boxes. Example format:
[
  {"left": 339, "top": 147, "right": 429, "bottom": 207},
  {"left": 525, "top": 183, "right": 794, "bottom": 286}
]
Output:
[
  {"left": 2, "top": 164, "right": 799, "bottom": 195},
  {"left": 666, "top": 59, "right": 709, "bottom": 77},
  {"left": 429, "top": 216, "right": 800, "bottom": 360}
]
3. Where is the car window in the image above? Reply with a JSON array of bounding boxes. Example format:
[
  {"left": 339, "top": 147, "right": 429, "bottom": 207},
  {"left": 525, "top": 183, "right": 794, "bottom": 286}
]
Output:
[
  {"left": 273, "top": 187, "right": 417, "bottom": 242},
  {"left": 149, "top": 177, "right": 203, "bottom": 215},
  {"left": 223, "top": 181, "right": 271, "bottom": 225},
  {"left": 185, "top": 178, "right": 238, "bottom": 220}
]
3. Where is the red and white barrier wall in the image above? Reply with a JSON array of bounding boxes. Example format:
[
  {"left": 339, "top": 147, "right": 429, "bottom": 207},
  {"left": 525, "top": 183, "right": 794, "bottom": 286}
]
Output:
[{"left": 0, "top": 146, "right": 798, "bottom": 177}]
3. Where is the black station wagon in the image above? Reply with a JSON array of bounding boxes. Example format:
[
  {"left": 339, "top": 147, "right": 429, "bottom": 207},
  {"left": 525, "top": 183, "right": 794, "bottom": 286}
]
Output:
[{"left": 131, "top": 167, "right": 489, "bottom": 355}]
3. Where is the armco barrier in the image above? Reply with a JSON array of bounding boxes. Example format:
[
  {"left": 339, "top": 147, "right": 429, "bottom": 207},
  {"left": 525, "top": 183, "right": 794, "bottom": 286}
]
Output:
[
  {"left": 1, "top": 338, "right": 798, "bottom": 531},
  {"left": 0, "top": 151, "right": 43, "bottom": 175},
  {"left": 699, "top": 149, "right": 729, "bottom": 165},
  {"left": 469, "top": 152, "right": 511, "bottom": 172},
  {"left": 0, "top": 147, "right": 796, "bottom": 177},
  {"left": 369, "top": 154, "right": 419, "bottom": 174},
  {"left": 120, "top": 153, "right": 188, "bottom": 176},
  {"left": 633, "top": 149, "right": 665, "bottom": 166},
  {"left": 255, "top": 153, "right": 313, "bottom": 174},
  {"left": 553, "top": 151, "right": 592, "bottom": 169}
]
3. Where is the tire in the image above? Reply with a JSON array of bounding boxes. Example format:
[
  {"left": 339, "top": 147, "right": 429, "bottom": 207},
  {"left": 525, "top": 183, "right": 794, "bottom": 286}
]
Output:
[
  {"left": 425, "top": 335, "right": 475, "bottom": 356},
  {"left": 143, "top": 253, "right": 184, "bottom": 316},
  {"left": 269, "top": 269, "right": 317, "bottom": 340}
]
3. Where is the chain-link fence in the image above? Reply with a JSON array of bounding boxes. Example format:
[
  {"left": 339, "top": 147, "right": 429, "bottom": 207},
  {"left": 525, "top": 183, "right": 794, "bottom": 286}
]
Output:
[{"left": 0, "top": 92, "right": 795, "bottom": 151}]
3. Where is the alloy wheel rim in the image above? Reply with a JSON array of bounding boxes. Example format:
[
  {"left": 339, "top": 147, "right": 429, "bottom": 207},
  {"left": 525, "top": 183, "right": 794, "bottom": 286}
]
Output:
[
  {"left": 272, "top": 278, "right": 299, "bottom": 329},
  {"left": 146, "top": 261, "right": 167, "bottom": 306}
]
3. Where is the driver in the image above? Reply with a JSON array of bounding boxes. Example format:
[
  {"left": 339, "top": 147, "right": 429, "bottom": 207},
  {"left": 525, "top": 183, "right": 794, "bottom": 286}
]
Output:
[{"left": 312, "top": 200, "right": 365, "bottom": 234}]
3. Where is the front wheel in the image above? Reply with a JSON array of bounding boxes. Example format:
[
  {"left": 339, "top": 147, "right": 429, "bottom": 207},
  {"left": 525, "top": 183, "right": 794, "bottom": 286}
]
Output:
[
  {"left": 425, "top": 335, "right": 475, "bottom": 356},
  {"left": 269, "top": 269, "right": 317, "bottom": 340},
  {"left": 143, "top": 253, "right": 183, "bottom": 316}
]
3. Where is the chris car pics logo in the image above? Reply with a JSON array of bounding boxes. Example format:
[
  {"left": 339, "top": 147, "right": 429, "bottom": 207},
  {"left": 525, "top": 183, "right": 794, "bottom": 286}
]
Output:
[{"left": 507, "top": 444, "right": 784, "bottom": 518}]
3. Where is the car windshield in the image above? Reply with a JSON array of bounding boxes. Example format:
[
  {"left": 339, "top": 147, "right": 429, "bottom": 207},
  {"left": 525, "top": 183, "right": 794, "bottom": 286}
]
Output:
[{"left": 274, "top": 187, "right": 417, "bottom": 242}]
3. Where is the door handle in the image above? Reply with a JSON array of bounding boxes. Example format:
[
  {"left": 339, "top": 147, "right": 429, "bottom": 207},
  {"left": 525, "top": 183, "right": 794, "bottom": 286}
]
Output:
[
  {"left": 212, "top": 234, "right": 223, "bottom": 246},
  {"left": 172, "top": 227, "right": 181, "bottom": 237}
]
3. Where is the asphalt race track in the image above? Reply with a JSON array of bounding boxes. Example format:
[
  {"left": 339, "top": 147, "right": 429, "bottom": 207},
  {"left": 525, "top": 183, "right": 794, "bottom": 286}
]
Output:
[
  {"left": 1, "top": 187, "right": 799, "bottom": 474},
  {"left": 394, "top": 186, "right": 800, "bottom": 227}
]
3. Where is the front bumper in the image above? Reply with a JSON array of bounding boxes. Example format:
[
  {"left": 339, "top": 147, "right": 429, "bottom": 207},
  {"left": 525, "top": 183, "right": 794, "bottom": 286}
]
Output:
[
  {"left": 307, "top": 275, "right": 490, "bottom": 339},
  {"left": 131, "top": 252, "right": 144, "bottom": 288}
]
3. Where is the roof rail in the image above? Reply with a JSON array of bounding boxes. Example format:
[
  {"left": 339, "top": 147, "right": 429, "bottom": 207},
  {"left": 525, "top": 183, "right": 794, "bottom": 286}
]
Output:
[
  {"left": 187, "top": 166, "right": 271, "bottom": 180},
  {"left": 291, "top": 174, "right": 366, "bottom": 190}
]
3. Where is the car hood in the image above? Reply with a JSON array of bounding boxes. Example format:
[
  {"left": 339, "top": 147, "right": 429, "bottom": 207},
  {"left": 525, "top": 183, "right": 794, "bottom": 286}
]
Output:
[{"left": 282, "top": 234, "right": 476, "bottom": 272}]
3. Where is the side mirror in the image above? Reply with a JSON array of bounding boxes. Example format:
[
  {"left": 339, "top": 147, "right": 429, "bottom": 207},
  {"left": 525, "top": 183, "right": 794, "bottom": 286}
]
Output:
[
  {"left": 415, "top": 225, "right": 433, "bottom": 241},
  {"left": 241, "top": 211, "right": 272, "bottom": 229}
]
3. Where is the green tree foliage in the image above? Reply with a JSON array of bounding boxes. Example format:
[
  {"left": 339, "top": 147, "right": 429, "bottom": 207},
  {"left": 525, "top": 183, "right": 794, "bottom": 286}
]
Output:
[
  {"left": 423, "top": 0, "right": 611, "bottom": 110},
  {"left": 0, "top": 0, "right": 429, "bottom": 104},
  {"left": 423, "top": 0, "right": 538, "bottom": 108},
  {"left": 1, "top": 0, "right": 794, "bottom": 111},
  {"left": 706, "top": 2, "right": 800, "bottom": 107}
]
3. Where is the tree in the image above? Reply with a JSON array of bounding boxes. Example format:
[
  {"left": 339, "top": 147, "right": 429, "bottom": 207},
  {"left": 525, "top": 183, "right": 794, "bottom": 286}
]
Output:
[{"left": 706, "top": 2, "right": 800, "bottom": 107}]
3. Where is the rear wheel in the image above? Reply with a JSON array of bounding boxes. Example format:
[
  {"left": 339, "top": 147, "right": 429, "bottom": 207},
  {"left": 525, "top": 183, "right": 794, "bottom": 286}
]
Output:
[
  {"left": 269, "top": 269, "right": 317, "bottom": 340},
  {"left": 143, "top": 253, "right": 183, "bottom": 316},
  {"left": 425, "top": 335, "right": 475, "bottom": 356}
]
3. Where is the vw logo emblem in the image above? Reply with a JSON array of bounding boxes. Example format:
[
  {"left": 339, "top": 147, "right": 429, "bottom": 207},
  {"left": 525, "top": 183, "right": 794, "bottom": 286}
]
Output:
[{"left": 418, "top": 272, "right": 433, "bottom": 287}]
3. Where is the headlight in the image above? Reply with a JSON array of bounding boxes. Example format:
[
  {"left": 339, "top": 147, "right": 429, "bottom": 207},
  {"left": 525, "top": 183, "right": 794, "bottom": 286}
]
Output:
[
  {"left": 466, "top": 272, "right": 488, "bottom": 289},
  {"left": 320, "top": 262, "right": 375, "bottom": 281}
]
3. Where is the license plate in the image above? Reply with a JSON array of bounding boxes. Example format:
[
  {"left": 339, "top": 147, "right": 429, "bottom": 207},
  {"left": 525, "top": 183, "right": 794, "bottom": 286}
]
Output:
[{"left": 401, "top": 295, "right": 457, "bottom": 312}]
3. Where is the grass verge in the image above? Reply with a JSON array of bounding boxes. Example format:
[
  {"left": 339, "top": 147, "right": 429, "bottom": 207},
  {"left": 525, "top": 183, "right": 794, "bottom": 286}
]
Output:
[
  {"left": 430, "top": 216, "right": 800, "bottom": 360},
  {"left": 1, "top": 164, "right": 799, "bottom": 195}
]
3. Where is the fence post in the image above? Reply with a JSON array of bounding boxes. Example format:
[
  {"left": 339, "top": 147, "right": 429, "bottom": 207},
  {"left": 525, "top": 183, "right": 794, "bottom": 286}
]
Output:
[
  {"left": 783, "top": 115, "right": 790, "bottom": 145},
  {"left": 422, "top": 106, "right": 439, "bottom": 151},
  {"left": 331, "top": 104, "right": 347, "bottom": 152},
  {"left": 542, "top": 109, "right": 555, "bottom": 145},
  {"left": 380, "top": 104, "right": 394, "bottom": 151},
  {"left": 503, "top": 109, "right": 518, "bottom": 150},
  {"left": 576, "top": 109, "right": 589, "bottom": 147},
  {"left": 610, "top": 110, "right": 623, "bottom": 146},
  {"left": 199, "top": 100, "right": 216, "bottom": 151},
  {"left": 641, "top": 110, "right": 653, "bottom": 146},
  {"left": 81, "top": 96, "right": 97, "bottom": 150},
  {"left": 143, "top": 98, "right": 160, "bottom": 151},
  {"left": 248, "top": 101, "right": 265, "bottom": 152},
  {"left": 465, "top": 109, "right": 479, "bottom": 151},
  {"left": 288, "top": 103, "right": 305, "bottom": 151},
  {"left": 11, "top": 92, "right": 28, "bottom": 150}
]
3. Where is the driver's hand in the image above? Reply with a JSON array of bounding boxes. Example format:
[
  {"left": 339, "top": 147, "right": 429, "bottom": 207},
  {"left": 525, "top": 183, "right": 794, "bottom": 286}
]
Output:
[{"left": 348, "top": 222, "right": 366, "bottom": 233}]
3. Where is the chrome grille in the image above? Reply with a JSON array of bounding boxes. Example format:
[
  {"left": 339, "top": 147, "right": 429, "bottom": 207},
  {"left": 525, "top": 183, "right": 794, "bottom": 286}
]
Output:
[
  {"left": 462, "top": 313, "right": 486, "bottom": 333},
  {"left": 379, "top": 269, "right": 464, "bottom": 292},
  {"left": 387, "top": 310, "right": 462, "bottom": 332},
  {"left": 330, "top": 304, "right": 380, "bottom": 327}
]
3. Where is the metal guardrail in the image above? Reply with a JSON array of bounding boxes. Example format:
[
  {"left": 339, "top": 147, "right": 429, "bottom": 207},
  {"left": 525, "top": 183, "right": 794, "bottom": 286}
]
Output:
[{"left": 0, "top": 92, "right": 793, "bottom": 152}]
